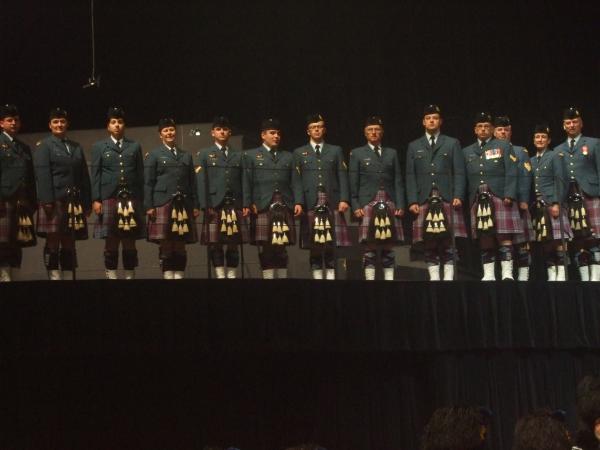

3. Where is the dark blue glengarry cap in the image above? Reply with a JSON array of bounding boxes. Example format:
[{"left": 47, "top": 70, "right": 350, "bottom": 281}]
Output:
[
  {"left": 306, "top": 113, "right": 325, "bottom": 126},
  {"left": 563, "top": 106, "right": 581, "bottom": 120},
  {"left": 49, "top": 107, "right": 68, "bottom": 120},
  {"left": 0, "top": 104, "right": 19, "bottom": 119},
  {"left": 212, "top": 115, "right": 231, "bottom": 129},
  {"left": 261, "top": 118, "right": 280, "bottom": 131},
  {"left": 493, "top": 115, "right": 511, "bottom": 127},
  {"left": 365, "top": 115, "right": 383, "bottom": 127},
  {"left": 533, "top": 123, "right": 551, "bottom": 135},
  {"left": 423, "top": 104, "right": 441, "bottom": 117},
  {"left": 473, "top": 111, "right": 492, "bottom": 125},
  {"left": 158, "top": 117, "right": 176, "bottom": 131},
  {"left": 107, "top": 106, "right": 125, "bottom": 122}
]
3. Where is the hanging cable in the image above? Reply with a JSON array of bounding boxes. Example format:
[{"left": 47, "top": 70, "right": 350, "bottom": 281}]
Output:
[{"left": 83, "top": 0, "right": 100, "bottom": 88}]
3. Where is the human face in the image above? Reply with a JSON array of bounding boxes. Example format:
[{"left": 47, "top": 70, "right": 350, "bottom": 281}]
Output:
[
  {"left": 49, "top": 117, "right": 68, "bottom": 138},
  {"left": 364, "top": 125, "right": 383, "bottom": 146},
  {"left": 211, "top": 126, "right": 231, "bottom": 146},
  {"left": 563, "top": 117, "right": 583, "bottom": 138},
  {"left": 107, "top": 118, "right": 125, "bottom": 140},
  {"left": 261, "top": 129, "right": 281, "bottom": 148},
  {"left": 0, "top": 115, "right": 21, "bottom": 136},
  {"left": 533, "top": 133, "right": 550, "bottom": 152},
  {"left": 423, "top": 114, "right": 442, "bottom": 134},
  {"left": 307, "top": 121, "right": 326, "bottom": 143},
  {"left": 494, "top": 125, "right": 512, "bottom": 141},
  {"left": 594, "top": 418, "right": 600, "bottom": 441},
  {"left": 474, "top": 122, "right": 493, "bottom": 141},
  {"left": 159, "top": 126, "right": 177, "bottom": 147}
]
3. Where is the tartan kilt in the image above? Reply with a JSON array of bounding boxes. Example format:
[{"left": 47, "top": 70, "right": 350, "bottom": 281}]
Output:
[
  {"left": 36, "top": 201, "right": 89, "bottom": 240},
  {"left": 469, "top": 187, "right": 522, "bottom": 238},
  {"left": 513, "top": 208, "right": 535, "bottom": 244},
  {"left": 250, "top": 193, "right": 296, "bottom": 245},
  {"left": 300, "top": 192, "right": 351, "bottom": 249},
  {"left": 533, "top": 205, "right": 573, "bottom": 241},
  {"left": 93, "top": 197, "right": 146, "bottom": 239},
  {"left": 0, "top": 199, "right": 37, "bottom": 247},
  {"left": 583, "top": 194, "right": 600, "bottom": 237},
  {"left": 200, "top": 208, "right": 250, "bottom": 244},
  {"left": 358, "top": 190, "right": 404, "bottom": 243},
  {"left": 146, "top": 200, "right": 197, "bottom": 244},
  {"left": 412, "top": 200, "right": 467, "bottom": 243}
]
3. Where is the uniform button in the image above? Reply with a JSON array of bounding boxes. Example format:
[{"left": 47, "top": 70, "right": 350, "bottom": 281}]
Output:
[
  {"left": 480, "top": 180, "right": 484, "bottom": 184},
  {"left": 431, "top": 173, "right": 435, "bottom": 176},
  {"left": 480, "top": 164, "right": 483, "bottom": 167},
  {"left": 431, "top": 163, "right": 434, "bottom": 167},
  {"left": 570, "top": 162, "right": 574, "bottom": 166},
  {"left": 119, "top": 155, "right": 122, "bottom": 158},
  {"left": 479, "top": 171, "right": 483, "bottom": 175},
  {"left": 120, "top": 162, "right": 123, "bottom": 166}
]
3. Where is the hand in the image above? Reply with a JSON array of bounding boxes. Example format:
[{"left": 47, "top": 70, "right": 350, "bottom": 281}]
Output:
[
  {"left": 242, "top": 207, "right": 250, "bottom": 217},
  {"left": 294, "top": 204, "right": 303, "bottom": 217},
  {"left": 503, "top": 198, "right": 513, "bottom": 207},
  {"left": 452, "top": 198, "right": 462, "bottom": 208},
  {"left": 146, "top": 208, "right": 156, "bottom": 219},
  {"left": 43, "top": 202, "right": 55, "bottom": 218},
  {"left": 409, "top": 204, "right": 420, "bottom": 215},
  {"left": 394, "top": 208, "right": 404, "bottom": 218},
  {"left": 354, "top": 208, "right": 365, "bottom": 218},
  {"left": 251, "top": 204, "right": 258, "bottom": 215},
  {"left": 550, "top": 204, "right": 560, "bottom": 218},
  {"left": 338, "top": 201, "right": 349, "bottom": 213},
  {"left": 519, "top": 202, "right": 529, "bottom": 211},
  {"left": 92, "top": 201, "right": 102, "bottom": 215},
  {"left": 193, "top": 208, "right": 200, "bottom": 218},
  {"left": 207, "top": 207, "right": 215, "bottom": 216}
]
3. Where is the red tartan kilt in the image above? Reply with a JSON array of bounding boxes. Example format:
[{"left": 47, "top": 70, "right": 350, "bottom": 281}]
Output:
[
  {"left": 93, "top": 197, "right": 145, "bottom": 239},
  {"left": 583, "top": 194, "right": 600, "bottom": 236},
  {"left": 200, "top": 208, "right": 250, "bottom": 244},
  {"left": 513, "top": 208, "right": 535, "bottom": 244},
  {"left": 412, "top": 200, "right": 467, "bottom": 243},
  {"left": 533, "top": 205, "right": 573, "bottom": 241},
  {"left": 469, "top": 189, "right": 523, "bottom": 238},
  {"left": 300, "top": 191, "right": 351, "bottom": 248},
  {"left": 358, "top": 190, "right": 404, "bottom": 243},
  {"left": 146, "top": 201, "right": 198, "bottom": 243},
  {"left": 251, "top": 194, "right": 296, "bottom": 245},
  {"left": 36, "top": 201, "right": 88, "bottom": 240}
]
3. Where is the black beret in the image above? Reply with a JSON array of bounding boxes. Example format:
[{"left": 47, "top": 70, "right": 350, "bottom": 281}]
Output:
[
  {"left": 563, "top": 106, "right": 581, "bottom": 120},
  {"left": 306, "top": 113, "right": 325, "bottom": 126},
  {"left": 261, "top": 118, "right": 281, "bottom": 131},
  {"left": 212, "top": 115, "right": 231, "bottom": 129},
  {"left": 365, "top": 115, "right": 384, "bottom": 127},
  {"left": 107, "top": 106, "right": 125, "bottom": 122},
  {"left": 0, "top": 104, "right": 19, "bottom": 120},
  {"left": 533, "top": 123, "right": 551, "bottom": 135},
  {"left": 49, "top": 107, "right": 68, "bottom": 120},
  {"left": 473, "top": 111, "right": 492, "bottom": 125},
  {"left": 423, "top": 104, "right": 442, "bottom": 117},
  {"left": 493, "top": 115, "right": 511, "bottom": 127},
  {"left": 157, "top": 117, "right": 176, "bottom": 131}
]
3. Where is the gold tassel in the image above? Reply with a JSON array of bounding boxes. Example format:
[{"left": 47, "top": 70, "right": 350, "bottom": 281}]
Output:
[
  {"left": 487, "top": 217, "right": 493, "bottom": 227},
  {"left": 582, "top": 219, "right": 588, "bottom": 228},
  {"left": 385, "top": 216, "right": 391, "bottom": 226},
  {"left": 232, "top": 223, "right": 238, "bottom": 233},
  {"left": 25, "top": 216, "right": 32, "bottom": 226},
  {"left": 575, "top": 210, "right": 580, "bottom": 219},
  {"left": 118, "top": 203, "right": 124, "bottom": 215},
  {"left": 182, "top": 223, "right": 189, "bottom": 233},
  {"left": 123, "top": 223, "right": 130, "bottom": 231},
  {"left": 326, "top": 230, "right": 333, "bottom": 242},
  {"left": 221, "top": 210, "right": 227, "bottom": 220},
  {"left": 319, "top": 234, "right": 326, "bottom": 244},
  {"left": 130, "top": 217, "right": 137, "bottom": 227},
  {"left": 374, "top": 217, "right": 380, "bottom": 227},
  {"left": 221, "top": 222, "right": 227, "bottom": 232},
  {"left": 582, "top": 209, "right": 587, "bottom": 217},
  {"left": 128, "top": 201, "right": 134, "bottom": 214},
  {"left": 282, "top": 234, "right": 289, "bottom": 244},
  {"left": 426, "top": 212, "right": 432, "bottom": 221},
  {"left": 177, "top": 211, "right": 183, "bottom": 222},
  {"left": 314, "top": 233, "right": 320, "bottom": 243},
  {"left": 231, "top": 210, "right": 237, "bottom": 221},
  {"left": 385, "top": 228, "right": 392, "bottom": 238},
  {"left": 172, "top": 209, "right": 178, "bottom": 219},
  {"left": 172, "top": 222, "right": 178, "bottom": 232},
  {"left": 123, "top": 206, "right": 129, "bottom": 217},
  {"left": 227, "top": 226, "right": 233, "bottom": 236},
  {"left": 282, "top": 222, "right": 289, "bottom": 232},
  {"left": 439, "top": 222, "right": 446, "bottom": 232},
  {"left": 375, "top": 229, "right": 381, "bottom": 239},
  {"left": 426, "top": 224, "right": 434, "bottom": 232},
  {"left": 483, "top": 221, "right": 489, "bottom": 231},
  {"left": 17, "top": 229, "right": 24, "bottom": 241},
  {"left": 325, "top": 219, "right": 331, "bottom": 229},
  {"left": 272, "top": 233, "right": 277, "bottom": 244},
  {"left": 118, "top": 218, "right": 124, "bottom": 228},
  {"left": 477, "top": 204, "right": 482, "bottom": 217}
]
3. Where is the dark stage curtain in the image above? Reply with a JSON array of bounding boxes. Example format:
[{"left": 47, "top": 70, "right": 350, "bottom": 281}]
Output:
[{"left": 2, "top": 280, "right": 600, "bottom": 450}]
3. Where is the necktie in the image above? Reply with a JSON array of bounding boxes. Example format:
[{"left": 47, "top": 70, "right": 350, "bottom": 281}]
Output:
[
  {"left": 222, "top": 146, "right": 228, "bottom": 158},
  {"left": 270, "top": 148, "right": 277, "bottom": 159},
  {"left": 570, "top": 138, "right": 576, "bottom": 151},
  {"left": 374, "top": 145, "right": 381, "bottom": 157},
  {"left": 430, "top": 136, "right": 435, "bottom": 148},
  {"left": 315, "top": 144, "right": 321, "bottom": 158},
  {"left": 116, "top": 140, "right": 121, "bottom": 150},
  {"left": 171, "top": 146, "right": 177, "bottom": 157},
  {"left": 62, "top": 139, "right": 71, "bottom": 155},
  {"left": 480, "top": 140, "right": 486, "bottom": 151}
]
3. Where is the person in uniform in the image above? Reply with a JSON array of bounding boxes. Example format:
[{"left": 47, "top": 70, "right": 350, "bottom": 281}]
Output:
[
  {"left": 197, "top": 116, "right": 249, "bottom": 279},
  {"left": 0, "top": 104, "right": 37, "bottom": 282},
  {"left": 421, "top": 406, "right": 491, "bottom": 450},
  {"left": 493, "top": 115, "right": 534, "bottom": 281},
  {"left": 553, "top": 107, "right": 600, "bottom": 281},
  {"left": 349, "top": 116, "right": 405, "bottom": 281},
  {"left": 242, "top": 118, "right": 303, "bottom": 279},
  {"left": 293, "top": 113, "right": 350, "bottom": 280},
  {"left": 530, "top": 124, "right": 571, "bottom": 281},
  {"left": 144, "top": 118, "right": 199, "bottom": 279},
  {"left": 34, "top": 108, "right": 91, "bottom": 280},
  {"left": 90, "top": 107, "right": 145, "bottom": 280},
  {"left": 512, "top": 409, "right": 572, "bottom": 450},
  {"left": 463, "top": 112, "right": 521, "bottom": 281},
  {"left": 406, "top": 105, "right": 466, "bottom": 281}
]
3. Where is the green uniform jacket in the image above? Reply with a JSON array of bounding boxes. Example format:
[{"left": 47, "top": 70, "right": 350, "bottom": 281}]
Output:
[
  {"left": 0, "top": 132, "right": 36, "bottom": 203},
  {"left": 553, "top": 135, "right": 600, "bottom": 197},
  {"left": 530, "top": 149, "right": 567, "bottom": 204},
  {"left": 513, "top": 144, "right": 532, "bottom": 203},
  {"left": 196, "top": 144, "right": 245, "bottom": 210}
]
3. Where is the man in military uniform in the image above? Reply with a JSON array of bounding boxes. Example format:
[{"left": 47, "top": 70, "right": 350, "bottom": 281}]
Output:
[
  {"left": 0, "top": 105, "right": 37, "bottom": 282},
  {"left": 493, "top": 115, "right": 534, "bottom": 281},
  {"left": 349, "top": 116, "right": 405, "bottom": 281},
  {"left": 406, "top": 105, "right": 466, "bottom": 281},
  {"left": 34, "top": 108, "right": 92, "bottom": 280},
  {"left": 91, "top": 107, "right": 145, "bottom": 280},
  {"left": 197, "top": 116, "right": 249, "bottom": 279},
  {"left": 463, "top": 112, "right": 521, "bottom": 281},
  {"left": 242, "top": 118, "right": 303, "bottom": 279},
  {"left": 553, "top": 107, "right": 600, "bottom": 281},
  {"left": 144, "top": 118, "right": 200, "bottom": 279},
  {"left": 293, "top": 113, "right": 350, "bottom": 280},
  {"left": 530, "top": 124, "right": 571, "bottom": 281}
]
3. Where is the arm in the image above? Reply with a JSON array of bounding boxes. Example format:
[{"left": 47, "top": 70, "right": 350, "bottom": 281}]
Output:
[
  {"left": 241, "top": 151, "right": 253, "bottom": 209},
  {"left": 187, "top": 153, "right": 199, "bottom": 210},
  {"left": 452, "top": 139, "right": 466, "bottom": 203},
  {"left": 33, "top": 141, "right": 55, "bottom": 204},
  {"left": 135, "top": 144, "right": 145, "bottom": 201},
  {"left": 405, "top": 143, "right": 418, "bottom": 207},
  {"left": 79, "top": 147, "right": 92, "bottom": 210},
  {"left": 504, "top": 143, "right": 518, "bottom": 201},
  {"left": 196, "top": 151, "right": 207, "bottom": 209},
  {"left": 90, "top": 142, "right": 102, "bottom": 202},
  {"left": 292, "top": 152, "right": 304, "bottom": 211},
  {"left": 517, "top": 151, "right": 532, "bottom": 205},
  {"left": 144, "top": 151, "right": 157, "bottom": 212},
  {"left": 348, "top": 150, "right": 361, "bottom": 212},
  {"left": 393, "top": 149, "right": 405, "bottom": 211}
]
